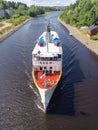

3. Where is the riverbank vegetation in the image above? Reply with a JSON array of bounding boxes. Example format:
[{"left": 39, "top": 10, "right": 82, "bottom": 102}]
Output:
[
  {"left": 0, "top": 25, "right": 12, "bottom": 34},
  {"left": 0, "top": 0, "right": 59, "bottom": 35},
  {"left": 60, "top": 0, "right": 98, "bottom": 27},
  {"left": 91, "top": 34, "right": 98, "bottom": 40},
  {"left": 0, "top": 1, "right": 45, "bottom": 20},
  {"left": 60, "top": 0, "right": 98, "bottom": 40},
  {"left": 0, "top": 0, "right": 59, "bottom": 20},
  {"left": 0, "top": 0, "right": 59, "bottom": 23}
]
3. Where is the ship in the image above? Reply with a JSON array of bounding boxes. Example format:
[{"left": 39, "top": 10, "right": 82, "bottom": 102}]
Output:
[{"left": 32, "top": 22, "right": 62, "bottom": 112}]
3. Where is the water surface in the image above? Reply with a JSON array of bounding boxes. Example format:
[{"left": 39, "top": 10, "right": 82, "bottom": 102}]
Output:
[{"left": 0, "top": 12, "right": 98, "bottom": 130}]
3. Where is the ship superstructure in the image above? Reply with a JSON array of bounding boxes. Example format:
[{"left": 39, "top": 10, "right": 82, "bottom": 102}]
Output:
[{"left": 32, "top": 22, "right": 62, "bottom": 112}]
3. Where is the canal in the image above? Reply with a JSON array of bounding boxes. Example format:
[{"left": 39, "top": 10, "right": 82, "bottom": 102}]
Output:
[{"left": 0, "top": 12, "right": 98, "bottom": 130}]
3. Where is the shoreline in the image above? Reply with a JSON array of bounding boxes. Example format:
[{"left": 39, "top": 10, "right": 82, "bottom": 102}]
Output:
[
  {"left": 58, "top": 18, "right": 98, "bottom": 56},
  {"left": 1, "top": 17, "right": 98, "bottom": 56},
  {"left": 0, "top": 18, "right": 32, "bottom": 42}
]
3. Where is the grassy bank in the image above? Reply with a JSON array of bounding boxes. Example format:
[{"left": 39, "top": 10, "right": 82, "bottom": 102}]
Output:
[
  {"left": 0, "top": 23, "right": 4, "bottom": 27},
  {"left": 9, "top": 15, "right": 30, "bottom": 26},
  {"left": 0, "top": 25, "right": 13, "bottom": 35},
  {"left": 0, "top": 16, "right": 31, "bottom": 42},
  {"left": 0, "top": 15, "right": 30, "bottom": 35},
  {"left": 58, "top": 18, "right": 98, "bottom": 56}
]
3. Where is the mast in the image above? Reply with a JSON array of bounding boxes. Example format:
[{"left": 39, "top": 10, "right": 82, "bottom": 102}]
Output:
[{"left": 46, "top": 20, "right": 51, "bottom": 52}]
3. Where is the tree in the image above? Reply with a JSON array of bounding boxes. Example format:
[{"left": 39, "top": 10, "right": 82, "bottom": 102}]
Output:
[{"left": 60, "top": 0, "right": 98, "bottom": 27}]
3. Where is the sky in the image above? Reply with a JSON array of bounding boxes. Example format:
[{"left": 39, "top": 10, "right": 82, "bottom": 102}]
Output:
[{"left": 5, "top": 0, "right": 77, "bottom": 6}]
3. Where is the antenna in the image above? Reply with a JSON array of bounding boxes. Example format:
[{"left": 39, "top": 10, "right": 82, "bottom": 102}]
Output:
[{"left": 46, "top": 19, "right": 51, "bottom": 52}]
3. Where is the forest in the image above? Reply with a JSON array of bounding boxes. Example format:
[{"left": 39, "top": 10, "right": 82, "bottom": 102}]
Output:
[
  {"left": 0, "top": 0, "right": 60, "bottom": 26},
  {"left": 0, "top": 0, "right": 58, "bottom": 19},
  {"left": 0, "top": 0, "right": 60, "bottom": 35},
  {"left": 60, "top": 0, "right": 98, "bottom": 27},
  {"left": 0, "top": 0, "right": 45, "bottom": 18}
]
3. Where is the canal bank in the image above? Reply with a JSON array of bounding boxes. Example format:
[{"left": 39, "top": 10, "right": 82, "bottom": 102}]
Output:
[
  {"left": 58, "top": 18, "right": 98, "bottom": 56},
  {"left": 0, "top": 18, "right": 32, "bottom": 42},
  {"left": 0, "top": 11, "right": 98, "bottom": 130}
]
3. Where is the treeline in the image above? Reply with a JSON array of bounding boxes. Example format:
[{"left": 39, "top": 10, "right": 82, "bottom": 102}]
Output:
[
  {"left": 0, "top": 0, "right": 45, "bottom": 18},
  {"left": 0, "top": 0, "right": 27, "bottom": 10},
  {"left": 0, "top": 0, "right": 59, "bottom": 19},
  {"left": 60, "top": 0, "right": 98, "bottom": 27}
]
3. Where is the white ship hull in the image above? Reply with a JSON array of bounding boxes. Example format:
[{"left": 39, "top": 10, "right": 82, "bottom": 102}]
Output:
[
  {"left": 32, "top": 22, "right": 62, "bottom": 112},
  {"left": 32, "top": 68, "right": 62, "bottom": 112}
]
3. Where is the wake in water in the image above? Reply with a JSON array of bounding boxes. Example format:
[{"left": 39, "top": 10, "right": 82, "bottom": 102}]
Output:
[
  {"left": 36, "top": 103, "right": 45, "bottom": 113},
  {"left": 29, "top": 84, "right": 46, "bottom": 112}
]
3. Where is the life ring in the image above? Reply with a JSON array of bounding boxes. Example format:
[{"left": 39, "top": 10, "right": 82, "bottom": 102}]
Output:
[
  {"left": 46, "top": 79, "right": 54, "bottom": 85},
  {"left": 50, "top": 80, "right": 54, "bottom": 85}
]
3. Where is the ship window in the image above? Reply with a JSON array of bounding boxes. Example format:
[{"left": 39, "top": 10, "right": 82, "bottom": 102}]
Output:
[
  {"left": 50, "top": 67, "right": 52, "bottom": 69},
  {"left": 50, "top": 70, "right": 52, "bottom": 74},
  {"left": 54, "top": 57, "right": 57, "bottom": 61},
  {"left": 50, "top": 62, "right": 52, "bottom": 64},
  {"left": 40, "top": 66, "right": 43, "bottom": 70},
  {"left": 41, "top": 57, "right": 49, "bottom": 61},
  {"left": 58, "top": 54, "right": 61, "bottom": 58},
  {"left": 41, "top": 57, "right": 44, "bottom": 61},
  {"left": 45, "top": 58, "right": 47, "bottom": 61},
  {"left": 46, "top": 70, "right": 48, "bottom": 74},
  {"left": 43, "top": 62, "right": 45, "bottom": 64},
  {"left": 46, "top": 62, "right": 48, "bottom": 64},
  {"left": 35, "top": 56, "right": 40, "bottom": 61},
  {"left": 50, "top": 57, "right": 53, "bottom": 61},
  {"left": 40, "top": 62, "right": 42, "bottom": 64},
  {"left": 44, "top": 66, "right": 46, "bottom": 69},
  {"left": 44, "top": 57, "right": 46, "bottom": 61}
]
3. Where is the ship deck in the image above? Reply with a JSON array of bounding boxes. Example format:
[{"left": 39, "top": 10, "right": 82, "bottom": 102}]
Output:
[{"left": 34, "top": 71, "right": 61, "bottom": 89}]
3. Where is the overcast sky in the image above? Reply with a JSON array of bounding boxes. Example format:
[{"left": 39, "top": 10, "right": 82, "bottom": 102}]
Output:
[{"left": 5, "top": 0, "right": 76, "bottom": 6}]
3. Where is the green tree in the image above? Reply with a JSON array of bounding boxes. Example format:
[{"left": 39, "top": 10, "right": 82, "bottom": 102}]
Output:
[{"left": 60, "top": 0, "right": 98, "bottom": 27}]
